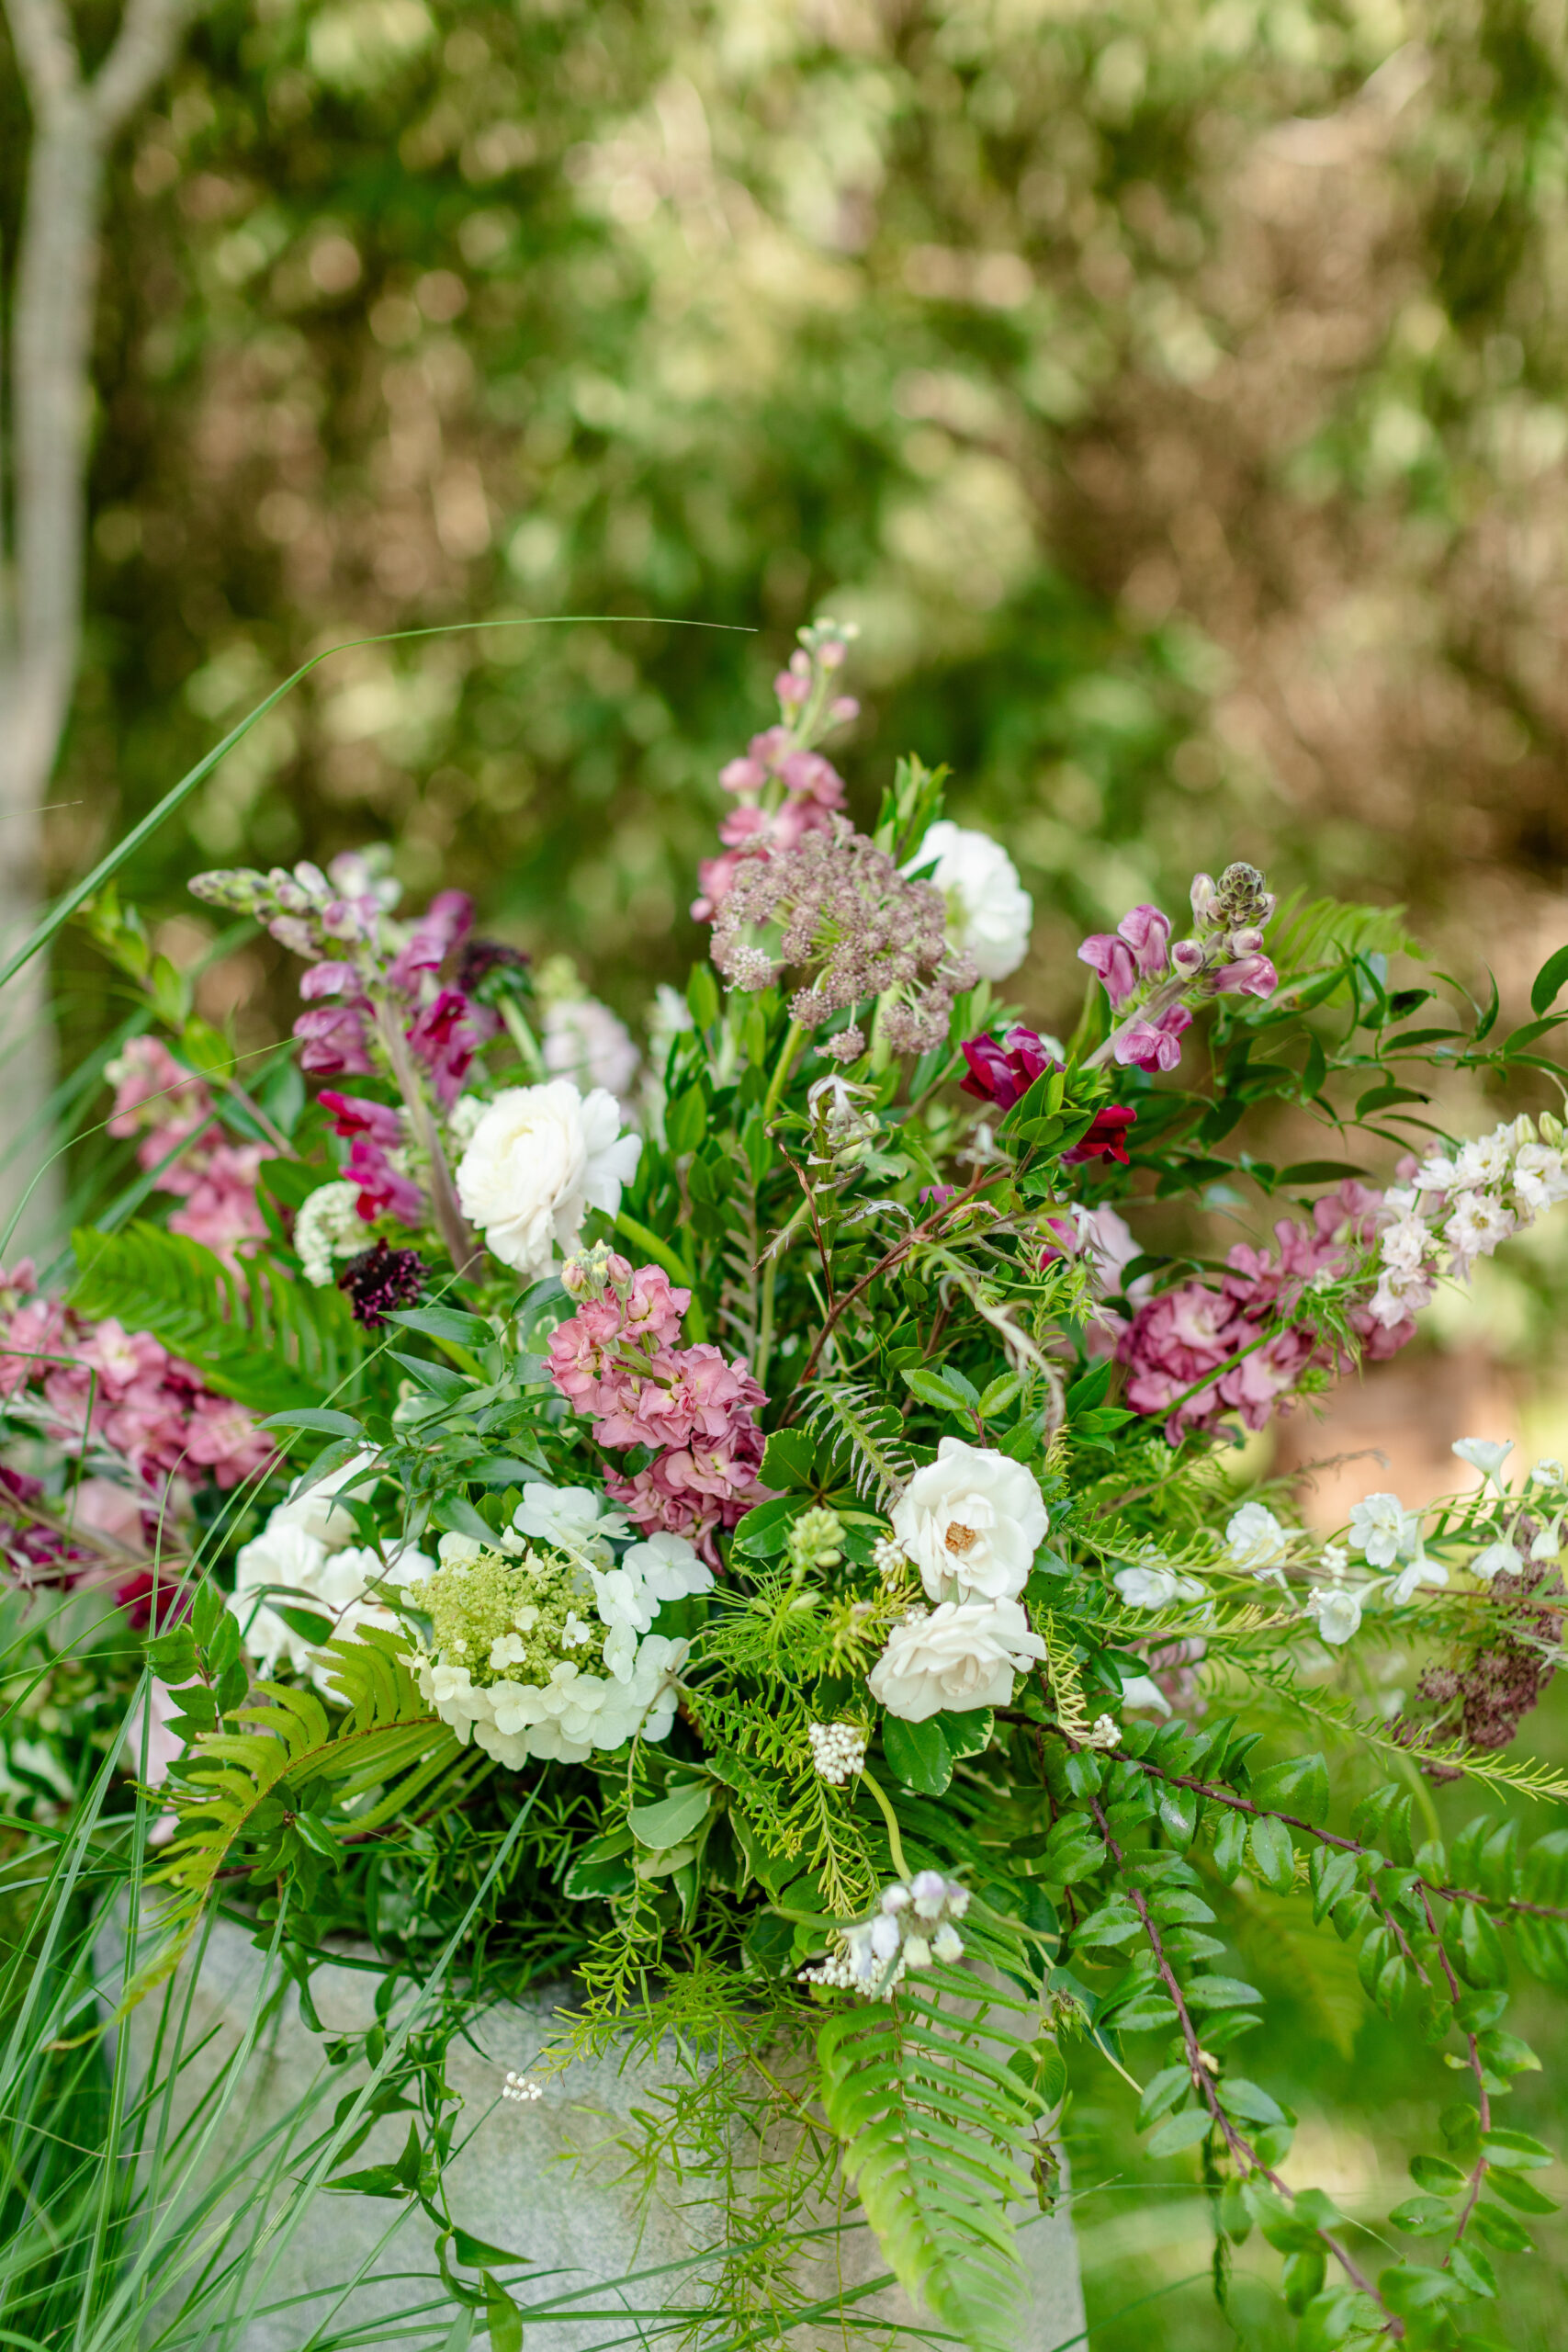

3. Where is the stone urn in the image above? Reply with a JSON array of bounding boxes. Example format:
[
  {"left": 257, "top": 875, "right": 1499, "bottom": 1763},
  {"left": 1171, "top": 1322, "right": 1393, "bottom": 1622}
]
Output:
[{"left": 110, "top": 1917, "right": 1086, "bottom": 2352}]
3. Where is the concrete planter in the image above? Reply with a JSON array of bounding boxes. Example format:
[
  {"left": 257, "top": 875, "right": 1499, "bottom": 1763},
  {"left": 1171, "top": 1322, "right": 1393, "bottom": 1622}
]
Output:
[{"left": 113, "top": 1918, "right": 1085, "bottom": 2352}]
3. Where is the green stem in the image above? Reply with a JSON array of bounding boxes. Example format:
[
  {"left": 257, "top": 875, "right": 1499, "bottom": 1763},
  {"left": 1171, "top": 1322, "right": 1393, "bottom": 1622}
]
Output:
[
  {"left": 614, "top": 1211, "right": 709, "bottom": 1341},
  {"left": 498, "top": 994, "right": 546, "bottom": 1080},
  {"left": 761, "top": 1018, "right": 807, "bottom": 1126},
  {"left": 857, "top": 1764, "right": 911, "bottom": 1882},
  {"left": 755, "top": 1249, "right": 779, "bottom": 1390}
]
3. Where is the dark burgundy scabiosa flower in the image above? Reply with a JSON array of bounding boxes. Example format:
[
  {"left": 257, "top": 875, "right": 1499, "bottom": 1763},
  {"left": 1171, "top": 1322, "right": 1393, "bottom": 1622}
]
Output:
[
  {"left": 337, "top": 1239, "right": 427, "bottom": 1328},
  {"left": 457, "top": 938, "right": 532, "bottom": 1002}
]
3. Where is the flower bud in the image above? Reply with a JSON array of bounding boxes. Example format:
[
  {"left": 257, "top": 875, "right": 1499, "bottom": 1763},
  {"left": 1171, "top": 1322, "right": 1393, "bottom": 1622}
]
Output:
[
  {"left": 1229, "top": 926, "right": 1264, "bottom": 956},
  {"left": 829, "top": 695, "right": 860, "bottom": 722},
  {"left": 1171, "top": 937, "right": 1204, "bottom": 976},
  {"left": 1190, "top": 872, "right": 1219, "bottom": 927}
]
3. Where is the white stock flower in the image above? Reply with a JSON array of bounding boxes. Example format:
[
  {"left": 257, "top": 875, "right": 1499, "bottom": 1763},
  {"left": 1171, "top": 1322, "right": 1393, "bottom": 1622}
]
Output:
[
  {"left": 1513, "top": 1143, "right": 1568, "bottom": 1214},
  {"left": 456, "top": 1080, "right": 641, "bottom": 1276},
  {"left": 512, "top": 1482, "right": 629, "bottom": 1555},
  {"left": 295, "top": 1182, "right": 365, "bottom": 1286},
  {"left": 868, "top": 1599, "right": 1045, "bottom": 1722},
  {"left": 1303, "top": 1586, "right": 1363, "bottom": 1645},
  {"left": 1470, "top": 1539, "right": 1523, "bottom": 1582},
  {"left": 890, "top": 1438, "right": 1048, "bottom": 1605},
  {"left": 1452, "top": 1437, "right": 1514, "bottom": 1491},
  {"left": 905, "top": 820, "right": 1033, "bottom": 981},
  {"left": 1445, "top": 1192, "right": 1516, "bottom": 1270},
  {"left": 1113, "top": 1563, "right": 1203, "bottom": 1610},
  {"left": 1348, "top": 1492, "right": 1417, "bottom": 1569},
  {"left": 542, "top": 995, "right": 640, "bottom": 1099},
  {"left": 1225, "top": 1503, "right": 1292, "bottom": 1577},
  {"left": 1388, "top": 1554, "right": 1449, "bottom": 1606}
]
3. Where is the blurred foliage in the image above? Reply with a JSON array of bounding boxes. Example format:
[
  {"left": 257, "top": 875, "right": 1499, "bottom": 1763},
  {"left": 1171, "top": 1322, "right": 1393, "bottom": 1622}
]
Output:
[{"left": 7, "top": 0, "right": 1566, "bottom": 1089}]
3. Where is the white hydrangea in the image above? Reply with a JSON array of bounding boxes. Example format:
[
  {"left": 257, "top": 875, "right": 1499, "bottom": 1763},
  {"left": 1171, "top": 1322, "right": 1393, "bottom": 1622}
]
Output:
[
  {"left": 904, "top": 820, "right": 1033, "bottom": 982},
  {"left": 512, "top": 1481, "right": 629, "bottom": 1560},
  {"left": 422, "top": 1635, "right": 687, "bottom": 1768}
]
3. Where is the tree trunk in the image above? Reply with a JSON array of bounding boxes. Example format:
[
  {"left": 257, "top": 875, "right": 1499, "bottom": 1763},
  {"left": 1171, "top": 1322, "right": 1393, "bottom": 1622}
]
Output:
[{"left": 0, "top": 0, "right": 202, "bottom": 1250}]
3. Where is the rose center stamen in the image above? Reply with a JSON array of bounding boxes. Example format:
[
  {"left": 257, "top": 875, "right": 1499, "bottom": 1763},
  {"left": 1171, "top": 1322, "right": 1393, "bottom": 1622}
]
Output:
[{"left": 944, "top": 1521, "right": 979, "bottom": 1555}]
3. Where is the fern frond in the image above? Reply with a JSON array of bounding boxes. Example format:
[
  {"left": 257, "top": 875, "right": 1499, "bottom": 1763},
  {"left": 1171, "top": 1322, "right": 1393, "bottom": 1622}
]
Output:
[
  {"left": 68, "top": 1221, "right": 365, "bottom": 1414},
  {"left": 818, "top": 1965, "right": 1044, "bottom": 2352},
  {"left": 1268, "top": 891, "right": 1417, "bottom": 985},
  {"left": 1039, "top": 1611, "right": 1089, "bottom": 1745},
  {"left": 800, "top": 1380, "right": 914, "bottom": 1506},
  {"left": 124, "top": 1629, "right": 478, "bottom": 2011},
  {"left": 1241, "top": 1655, "right": 1568, "bottom": 1801}
]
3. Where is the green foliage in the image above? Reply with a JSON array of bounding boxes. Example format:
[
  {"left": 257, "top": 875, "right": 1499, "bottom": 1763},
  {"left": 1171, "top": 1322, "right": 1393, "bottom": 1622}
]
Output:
[
  {"left": 69, "top": 1220, "right": 365, "bottom": 1414},
  {"left": 818, "top": 1968, "right": 1048, "bottom": 2352}
]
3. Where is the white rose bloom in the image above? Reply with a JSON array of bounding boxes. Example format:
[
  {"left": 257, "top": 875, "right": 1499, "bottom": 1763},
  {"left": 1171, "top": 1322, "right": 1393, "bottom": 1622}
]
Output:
[
  {"left": 905, "top": 820, "right": 1033, "bottom": 982},
  {"left": 868, "top": 1599, "right": 1045, "bottom": 1722},
  {"left": 1224, "top": 1503, "right": 1292, "bottom": 1576},
  {"left": 1470, "top": 1539, "right": 1523, "bottom": 1582},
  {"left": 543, "top": 996, "right": 640, "bottom": 1100},
  {"left": 456, "top": 1080, "right": 641, "bottom": 1276},
  {"left": 891, "top": 1437, "right": 1048, "bottom": 1605},
  {"left": 1348, "top": 1492, "right": 1417, "bottom": 1569}
]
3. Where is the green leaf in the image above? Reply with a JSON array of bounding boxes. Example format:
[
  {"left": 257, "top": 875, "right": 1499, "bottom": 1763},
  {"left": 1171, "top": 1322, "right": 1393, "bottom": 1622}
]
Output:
[
  {"left": 1470, "top": 2201, "right": 1532, "bottom": 2253},
  {"left": 1248, "top": 1813, "right": 1295, "bottom": 1894},
  {"left": 1145, "top": 2107, "right": 1213, "bottom": 2156},
  {"left": 1483, "top": 2168, "right": 1559, "bottom": 2214},
  {"left": 883, "top": 1713, "right": 953, "bottom": 1796},
  {"left": 451, "top": 2230, "right": 528, "bottom": 2270},
  {"left": 1135, "top": 2066, "right": 1189, "bottom": 2129},
  {"left": 1456, "top": 1902, "right": 1508, "bottom": 1990},
  {"left": 1218, "top": 2078, "right": 1286, "bottom": 2128},
  {"left": 628, "top": 1781, "right": 714, "bottom": 1849},
  {"left": 262, "top": 1407, "right": 364, "bottom": 1437},
  {"left": 483, "top": 2273, "right": 524, "bottom": 2352},
  {"left": 1276, "top": 1160, "right": 1371, "bottom": 1186},
  {"left": 760, "top": 1429, "right": 817, "bottom": 1490},
  {"left": 1211, "top": 1806, "right": 1248, "bottom": 1883},
  {"left": 1479, "top": 2128, "right": 1553, "bottom": 2170},
  {"left": 1310, "top": 1847, "right": 1358, "bottom": 1922},
  {"left": 902, "top": 1366, "right": 978, "bottom": 1416},
  {"left": 1249, "top": 1753, "right": 1329, "bottom": 1826},
  {"left": 1529, "top": 941, "right": 1568, "bottom": 1015},
  {"left": 1449, "top": 2242, "right": 1496, "bottom": 2300},
  {"left": 387, "top": 1306, "right": 494, "bottom": 1345},
  {"left": 1409, "top": 2154, "right": 1467, "bottom": 2196},
  {"left": 1183, "top": 1976, "right": 1263, "bottom": 2010}
]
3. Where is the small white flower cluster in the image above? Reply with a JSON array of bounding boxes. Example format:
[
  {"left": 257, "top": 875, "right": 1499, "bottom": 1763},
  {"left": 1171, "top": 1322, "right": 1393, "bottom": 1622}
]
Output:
[
  {"left": 867, "top": 1442, "right": 1049, "bottom": 1722},
  {"left": 415, "top": 1485, "right": 712, "bottom": 1767},
  {"left": 295, "top": 1182, "right": 367, "bottom": 1287},
  {"left": 799, "top": 1871, "right": 971, "bottom": 1999},
  {"left": 1089, "top": 1713, "right": 1122, "bottom": 1750},
  {"left": 501, "top": 2070, "right": 543, "bottom": 2104},
  {"left": 807, "top": 1721, "right": 867, "bottom": 1784},
  {"left": 1371, "top": 1115, "right": 1568, "bottom": 1330},
  {"left": 231, "top": 1454, "right": 434, "bottom": 1684}
]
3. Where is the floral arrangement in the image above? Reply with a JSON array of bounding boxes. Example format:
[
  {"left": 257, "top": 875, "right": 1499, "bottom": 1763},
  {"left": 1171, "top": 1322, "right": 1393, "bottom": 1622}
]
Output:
[{"left": 11, "top": 622, "right": 1568, "bottom": 2350}]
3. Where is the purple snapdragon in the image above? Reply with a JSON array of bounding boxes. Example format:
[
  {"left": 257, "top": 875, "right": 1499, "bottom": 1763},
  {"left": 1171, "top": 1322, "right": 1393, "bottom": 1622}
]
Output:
[{"left": 1077, "top": 863, "right": 1280, "bottom": 1075}]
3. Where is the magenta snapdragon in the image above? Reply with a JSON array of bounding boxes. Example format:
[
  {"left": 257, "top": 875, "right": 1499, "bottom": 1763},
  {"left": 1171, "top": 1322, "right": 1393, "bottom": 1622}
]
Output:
[
  {"left": 1077, "top": 864, "right": 1280, "bottom": 1076},
  {"left": 547, "top": 1255, "right": 771, "bottom": 1561}
]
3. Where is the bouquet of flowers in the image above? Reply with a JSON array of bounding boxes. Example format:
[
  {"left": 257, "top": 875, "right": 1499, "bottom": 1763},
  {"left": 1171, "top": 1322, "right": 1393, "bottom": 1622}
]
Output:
[{"left": 9, "top": 621, "right": 1568, "bottom": 2350}]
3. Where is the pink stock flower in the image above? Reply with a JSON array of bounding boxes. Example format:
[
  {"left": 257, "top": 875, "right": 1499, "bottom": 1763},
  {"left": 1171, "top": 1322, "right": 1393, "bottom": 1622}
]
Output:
[
  {"left": 547, "top": 1266, "right": 772, "bottom": 1557},
  {"left": 1114, "top": 1005, "right": 1192, "bottom": 1073},
  {"left": 107, "top": 1038, "right": 211, "bottom": 1139},
  {"left": 1077, "top": 933, "right": 1138, "bottom": 1009},
  {"left": 720, "top": 756, "right": 768, "bottom": 795},
  {"left": 166, "top": 1144, "right": 268, "bottom": 1261}
]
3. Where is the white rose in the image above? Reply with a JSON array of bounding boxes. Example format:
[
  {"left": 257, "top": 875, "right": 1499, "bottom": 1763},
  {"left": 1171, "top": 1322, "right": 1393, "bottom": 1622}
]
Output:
[
  {"left": 891, "top": 1437, "right": 1048, "bottom": 1605},
  {"left": 456, "top": 1079, "right": 642, "bottom": 1277},
  {"left": 905, "top": 820, "right": 1033, "bottom": 982},
  {"left": 868, "top": 1599, "right": 1045, "bottom": 1723}
]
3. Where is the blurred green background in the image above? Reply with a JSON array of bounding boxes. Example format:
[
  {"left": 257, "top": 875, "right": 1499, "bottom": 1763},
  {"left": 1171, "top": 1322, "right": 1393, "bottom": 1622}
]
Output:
[{"left": 9, "top": 0, "right": 1568, "bottom": 2337}]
